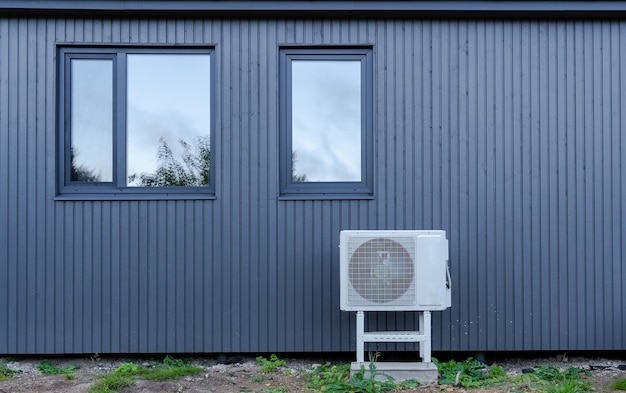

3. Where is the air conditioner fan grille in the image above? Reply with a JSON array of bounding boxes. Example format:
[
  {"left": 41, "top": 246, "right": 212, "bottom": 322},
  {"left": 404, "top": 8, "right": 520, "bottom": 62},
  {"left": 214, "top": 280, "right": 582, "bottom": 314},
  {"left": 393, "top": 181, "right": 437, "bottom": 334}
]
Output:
[{"left": 348, "top": 237, "right": 415, "bottom": 305}]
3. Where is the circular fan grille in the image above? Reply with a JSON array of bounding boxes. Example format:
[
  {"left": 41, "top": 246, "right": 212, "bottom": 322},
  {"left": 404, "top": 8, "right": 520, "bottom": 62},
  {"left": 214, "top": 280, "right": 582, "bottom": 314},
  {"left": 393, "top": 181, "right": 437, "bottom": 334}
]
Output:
[{"left": 348, "top": 237, "right": 414, "bottom": 303}]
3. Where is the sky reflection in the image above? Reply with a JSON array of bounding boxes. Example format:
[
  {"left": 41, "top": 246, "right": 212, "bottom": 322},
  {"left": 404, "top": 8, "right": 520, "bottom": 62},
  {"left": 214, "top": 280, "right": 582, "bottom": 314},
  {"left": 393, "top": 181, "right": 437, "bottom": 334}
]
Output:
[
  {"left": 291, "top": 60, "right": 361, "bottom": 182},
  {"left": 126, "top": 54, "right": 211, "bottom": 186},
  {"left": 71, "top": 59, "right": 113, "bottom": 181}
]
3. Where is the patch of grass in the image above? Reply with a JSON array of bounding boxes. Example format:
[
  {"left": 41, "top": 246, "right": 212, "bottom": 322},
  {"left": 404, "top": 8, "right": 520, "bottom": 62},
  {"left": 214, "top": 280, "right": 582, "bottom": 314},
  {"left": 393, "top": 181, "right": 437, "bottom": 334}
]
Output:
[
  {"left": 398, "top": 379, "right": 421, "bottom": 388},
  {"left": 139, "top": 356, "right": 203, "bottom": 381},
  {"left": 434, "top": 357, "right": 509, "bottom": 388},
  {"left": 517, "top": 365, "right": 591, "bottom": 393},
  {"left": 37, "top": 360, "right": 78, "bottom": 379},
  {"left": 614, "top": 378, "right": 626, "bottom": 391},
  {"left": 88, "top": 362, "right": 139, "bottom": 393},
  {"left": 250, "top": 374, "right": 265, "bottom": 383},
  {"left": 264, "top": 387, "right": 287, "bottom": 393},
  {"left": 0, "top": 359, "right": 21, "bottom": 381},
  {"left": 88, "top": 356, "right": 203, "bottom": 393},
  {"left": 256, "top": 354, "right": 287, "bottom": 373}
]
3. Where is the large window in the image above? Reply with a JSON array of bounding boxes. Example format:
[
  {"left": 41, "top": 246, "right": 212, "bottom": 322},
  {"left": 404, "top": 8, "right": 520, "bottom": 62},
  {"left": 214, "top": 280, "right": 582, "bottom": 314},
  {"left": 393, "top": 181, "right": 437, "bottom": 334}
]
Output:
[
  {"left": 279, "top": 48, "right": 374, "bottom": 199},
  {"left": 58, "top": 47, "right": 214, "bottom": 198}
]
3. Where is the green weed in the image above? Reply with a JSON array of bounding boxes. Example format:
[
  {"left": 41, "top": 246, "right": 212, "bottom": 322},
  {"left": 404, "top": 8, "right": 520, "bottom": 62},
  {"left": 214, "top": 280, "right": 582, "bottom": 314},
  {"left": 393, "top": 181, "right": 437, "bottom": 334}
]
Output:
[
  {"left": 305, "top": 353, "right": 422, "bottom": 392},
  {"left": 614, "top": 378, "right": 626, "bottom": 391},
  {"left": 113, "top": 362, "right": 139, "bottom": 375},
  {"left": 321, "top": 353, "right": 396, "bottom": 393},
  {"left": 517, "top": 365, "right": 591, "bottom": 393},
  {"left": 37, "top": 360, "right": 78, "bottom": 379},
  {"left": 0, "top": 360, "right": 20, "bottom": 381},
  {"left": 305, "top": 362, "right": 351, "bottom": 391},
  {"left": 434, "top": 357, "right": 508, "bottom": 388},
  {"left": 256, "top": 354, "right": 287, "bottom": 373}
]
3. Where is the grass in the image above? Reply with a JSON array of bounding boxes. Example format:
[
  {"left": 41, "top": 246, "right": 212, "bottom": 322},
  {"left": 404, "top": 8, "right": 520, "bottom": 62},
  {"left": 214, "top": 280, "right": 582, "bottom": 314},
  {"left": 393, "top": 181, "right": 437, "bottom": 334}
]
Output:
[
  {"left": 88, "top": 363, "right": 137, "bottom": 393},
  {"left": 0, "top": 355, "right": 612, "bottom": 393},
  {"left": 264, "top": 388, "right": 287, "bottom": 393},
  {"left": 614, "top": 378, "right": 626, "bottom": 391},
  {"left": 88, "top": 356, "right": 203, "bottom": 393},
  {"left": 519, "top": 365, "right": 591, "bottom": 393},
  {"left": 139, "top": 355, "right": 203, "bottom": 381},
  {"left": 37, "top": 360, "right": 79, "bottom": 380},
  {"left": 511, "top": 366, "right": 588, "bottom": 393},
  {"left": 0, "top": 359, "right": 20, "bottom": 381},
  {"left": 251, "top": 374, "right": 265, "bottom": 383}
]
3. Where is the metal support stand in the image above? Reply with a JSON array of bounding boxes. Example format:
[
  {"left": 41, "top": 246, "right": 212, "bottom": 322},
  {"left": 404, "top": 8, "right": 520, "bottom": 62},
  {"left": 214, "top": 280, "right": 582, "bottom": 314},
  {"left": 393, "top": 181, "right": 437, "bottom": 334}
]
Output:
[
  {"left": 351, "top": 310, "right": 438, "bottom": 385},
  {"left": 355, "top": 310, "right": 431, "bottom": 363}
]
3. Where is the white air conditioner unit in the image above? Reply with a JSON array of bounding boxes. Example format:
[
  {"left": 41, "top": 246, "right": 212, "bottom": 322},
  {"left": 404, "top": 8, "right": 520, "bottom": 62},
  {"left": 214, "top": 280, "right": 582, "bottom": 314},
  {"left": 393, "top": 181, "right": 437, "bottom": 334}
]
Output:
[{"left": 340, "top": 230, "right": 451, "bottom": 311}]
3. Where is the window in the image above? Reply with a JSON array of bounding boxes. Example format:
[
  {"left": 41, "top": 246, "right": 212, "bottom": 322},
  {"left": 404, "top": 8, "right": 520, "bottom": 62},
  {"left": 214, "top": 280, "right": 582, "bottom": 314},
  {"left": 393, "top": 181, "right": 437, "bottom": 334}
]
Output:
[
  {"left": 58, "top": 47, "right": 214, "bottom": 198},
  {"left": 279, "top": 47, "right": 374, "bottom": 199}
]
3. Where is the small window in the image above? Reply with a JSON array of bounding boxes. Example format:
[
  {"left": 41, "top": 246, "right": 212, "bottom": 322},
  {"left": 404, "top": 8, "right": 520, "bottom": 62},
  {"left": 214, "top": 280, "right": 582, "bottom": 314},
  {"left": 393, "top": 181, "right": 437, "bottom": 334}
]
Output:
[
  {"left": 279, "top": 47, "right": 374, "bottom": 199},
  {"left": 58, "top": 47, "right": 214, "bottom": 198}
]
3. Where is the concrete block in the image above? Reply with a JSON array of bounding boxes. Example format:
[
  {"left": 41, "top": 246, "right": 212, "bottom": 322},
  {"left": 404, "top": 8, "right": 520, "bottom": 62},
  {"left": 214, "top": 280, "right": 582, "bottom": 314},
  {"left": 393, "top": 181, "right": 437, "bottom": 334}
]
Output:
[{"left": 350, "top": 361, "right": 439, "bottom": 386}]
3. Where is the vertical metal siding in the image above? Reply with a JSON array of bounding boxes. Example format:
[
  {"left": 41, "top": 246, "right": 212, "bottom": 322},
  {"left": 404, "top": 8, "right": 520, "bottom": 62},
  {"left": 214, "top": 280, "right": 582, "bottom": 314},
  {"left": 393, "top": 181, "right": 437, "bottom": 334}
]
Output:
[
  {"left": 0, "top": 17, "right": 624, "bottom": 354},
  {"left": 0, "top": 17, "right": 9, "bottom": 354}
]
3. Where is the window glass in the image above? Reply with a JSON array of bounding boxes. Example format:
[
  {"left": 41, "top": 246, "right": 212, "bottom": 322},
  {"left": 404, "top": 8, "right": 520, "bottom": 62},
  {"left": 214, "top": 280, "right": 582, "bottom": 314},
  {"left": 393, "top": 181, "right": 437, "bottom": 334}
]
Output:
[
  {"left": 291, "top": 60, "right": 361, "bottom": 182},
  {"left": 127, "top": 54, "right": 211, "bottom": 187},
  {"left": 70, "top": 59, "right": 113, "bottom": 182}
]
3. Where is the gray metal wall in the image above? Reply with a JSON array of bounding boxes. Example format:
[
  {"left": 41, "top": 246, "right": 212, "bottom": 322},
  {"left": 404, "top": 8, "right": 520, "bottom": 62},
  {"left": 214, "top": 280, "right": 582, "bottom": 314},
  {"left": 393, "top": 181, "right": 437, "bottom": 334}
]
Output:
[{"left": 0, "top": 16, "right": 624, "bottom": 354}]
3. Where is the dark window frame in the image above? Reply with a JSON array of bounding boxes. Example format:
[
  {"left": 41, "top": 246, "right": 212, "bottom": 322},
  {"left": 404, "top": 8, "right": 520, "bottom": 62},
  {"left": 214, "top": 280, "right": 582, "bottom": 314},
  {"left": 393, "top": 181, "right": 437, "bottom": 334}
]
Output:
[
  {"left": 56, "top": 46, "right": 216, "bottom": 200},
  {"left": 279, "top": 47, "right": 374, "bottom": 200}
]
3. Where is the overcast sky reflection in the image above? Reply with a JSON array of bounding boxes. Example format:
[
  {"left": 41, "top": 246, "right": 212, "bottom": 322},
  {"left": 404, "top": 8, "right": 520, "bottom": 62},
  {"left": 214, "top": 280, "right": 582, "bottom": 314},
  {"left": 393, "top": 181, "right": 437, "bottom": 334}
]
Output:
[
  {"left": 71, "top": 59, "right": 113, "bottom": 181},
  {"left": 126, "top": 54, "right": 211, "bottom": 186},
  {"left": 70, "top": 54, "right": 211, "bottom": 186},
  {"left": 292, "top": 60, "right": 361, "bottom": 182}
]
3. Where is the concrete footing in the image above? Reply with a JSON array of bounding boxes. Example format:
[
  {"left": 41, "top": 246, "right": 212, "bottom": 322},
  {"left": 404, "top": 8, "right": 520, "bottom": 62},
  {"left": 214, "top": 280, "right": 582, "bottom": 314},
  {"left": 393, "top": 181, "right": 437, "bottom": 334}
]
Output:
[{"left": 350, "top": 361, "right": 439, "bottom": 386}]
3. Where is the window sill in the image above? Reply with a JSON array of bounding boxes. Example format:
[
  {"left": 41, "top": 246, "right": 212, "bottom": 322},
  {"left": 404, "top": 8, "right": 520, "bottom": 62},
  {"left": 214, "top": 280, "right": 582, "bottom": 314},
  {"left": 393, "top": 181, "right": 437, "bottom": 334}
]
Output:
[
  {"left": 55, "top": 193, "right": 216, "bottom": 201},
  {"left": 278, "top": 193, "right": 374, "bottom": 201}
]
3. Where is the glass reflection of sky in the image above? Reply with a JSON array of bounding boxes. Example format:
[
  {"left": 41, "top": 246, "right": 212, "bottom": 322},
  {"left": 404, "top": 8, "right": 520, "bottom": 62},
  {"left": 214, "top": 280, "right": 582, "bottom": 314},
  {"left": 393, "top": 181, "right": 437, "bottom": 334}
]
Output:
[
  {"left": 292, "top": 60, "right": 361, "bottom": 182},
  {"left": 71, "top": 59, "right": 113, "bottom": 181},
  {"left": 127, "top": 54, "right": 211, "bottom": 186}
]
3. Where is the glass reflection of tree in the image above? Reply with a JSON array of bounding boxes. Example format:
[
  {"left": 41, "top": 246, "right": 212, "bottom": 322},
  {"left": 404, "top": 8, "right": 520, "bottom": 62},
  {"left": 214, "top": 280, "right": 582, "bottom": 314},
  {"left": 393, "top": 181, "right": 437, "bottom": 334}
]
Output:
[
  {"left": 128, "top": 135, "right": 210, "bottom": 187},
  {"left": 70, "top": 148, "right": 101, "bottom": 182},
  {"left": 291, "top": 151, "right": 308, "bottom": 182}
]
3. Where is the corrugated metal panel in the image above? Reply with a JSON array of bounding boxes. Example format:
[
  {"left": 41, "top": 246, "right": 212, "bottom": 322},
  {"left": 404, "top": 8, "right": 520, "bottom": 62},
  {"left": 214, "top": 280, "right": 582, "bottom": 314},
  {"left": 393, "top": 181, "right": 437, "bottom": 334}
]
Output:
[{"left": 0, "top": 17, "right": 624, "bottom": 354}]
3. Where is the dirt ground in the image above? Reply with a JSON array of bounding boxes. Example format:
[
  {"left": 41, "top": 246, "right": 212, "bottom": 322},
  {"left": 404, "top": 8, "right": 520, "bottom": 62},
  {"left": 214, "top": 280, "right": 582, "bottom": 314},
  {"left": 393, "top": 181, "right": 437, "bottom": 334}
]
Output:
[{"left": 1, "top": 353, "right": 625, "bottom": 392}]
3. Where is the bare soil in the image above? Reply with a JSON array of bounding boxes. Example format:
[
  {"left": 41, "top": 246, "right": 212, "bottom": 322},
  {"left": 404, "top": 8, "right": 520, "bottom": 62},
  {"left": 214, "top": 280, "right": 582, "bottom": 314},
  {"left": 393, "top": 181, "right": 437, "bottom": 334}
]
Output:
[{"left": 1, "top": 353, "right": 625, "bottom": 393}]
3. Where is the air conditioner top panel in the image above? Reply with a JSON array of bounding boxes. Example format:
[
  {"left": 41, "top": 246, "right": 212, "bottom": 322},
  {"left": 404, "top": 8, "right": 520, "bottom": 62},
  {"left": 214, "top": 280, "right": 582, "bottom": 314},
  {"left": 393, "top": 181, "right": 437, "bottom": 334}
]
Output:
[{"left": 341, "top": 230, "right": 446, "bottom": 235}]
